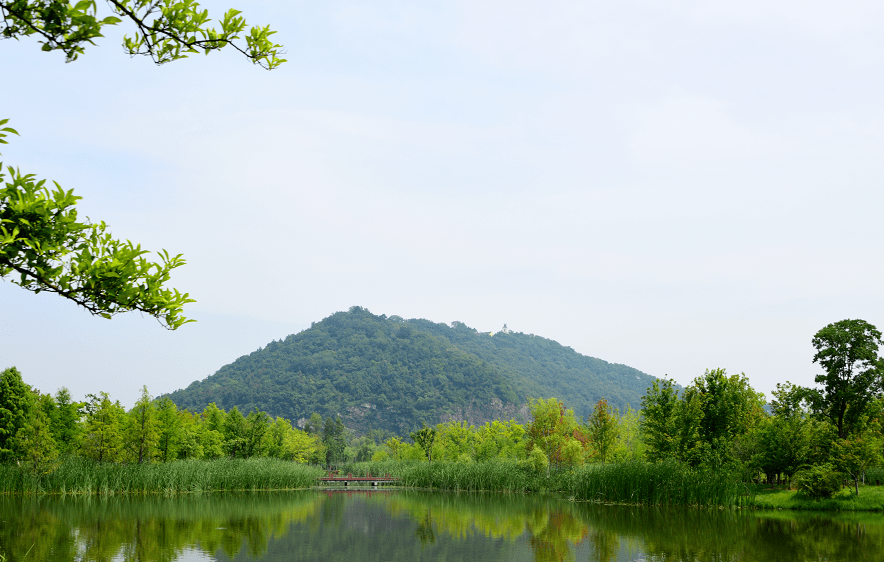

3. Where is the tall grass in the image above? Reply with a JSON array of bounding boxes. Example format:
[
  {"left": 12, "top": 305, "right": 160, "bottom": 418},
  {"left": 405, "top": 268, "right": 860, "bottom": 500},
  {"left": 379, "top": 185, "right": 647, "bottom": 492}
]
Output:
[
  {"left": 339, "top": 460, "right": 545, "bottom": 493},
  {"left": 559, "top": 460, "right": 752, "bottom": 507},
  {"left": 341, "top": 459, "right": 750, "bottom": 507},
  {"left": 0, "top": 457, "right": 323, "bottom": 495}
]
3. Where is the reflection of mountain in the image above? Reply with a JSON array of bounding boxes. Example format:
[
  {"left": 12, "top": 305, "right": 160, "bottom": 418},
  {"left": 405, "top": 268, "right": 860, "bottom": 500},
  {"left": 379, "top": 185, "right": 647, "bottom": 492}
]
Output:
[
  {"left": 0, "top": 491, "right": 881, "bottom": 562},
  {"left": 165, "top": 307, "right": 659, "bottom": 434}
]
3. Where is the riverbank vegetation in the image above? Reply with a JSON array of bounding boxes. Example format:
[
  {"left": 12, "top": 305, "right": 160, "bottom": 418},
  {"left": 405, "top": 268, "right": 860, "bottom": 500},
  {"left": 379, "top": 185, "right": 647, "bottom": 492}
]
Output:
[{"left": 0, "top": 319, "right": 881, "bottom": 509}]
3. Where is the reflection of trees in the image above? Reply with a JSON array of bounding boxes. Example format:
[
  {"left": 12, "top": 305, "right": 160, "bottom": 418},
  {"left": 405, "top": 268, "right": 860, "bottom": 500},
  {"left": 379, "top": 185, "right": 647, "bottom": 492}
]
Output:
[
  {"left": 0, "top": 492, "right": 322, "bottom": 562},
  {"left": 1, "top": 491, "right": 881, "bottom": 562},
  {"left": 415, "top": 512, "right": 436, "bottom": 546}
]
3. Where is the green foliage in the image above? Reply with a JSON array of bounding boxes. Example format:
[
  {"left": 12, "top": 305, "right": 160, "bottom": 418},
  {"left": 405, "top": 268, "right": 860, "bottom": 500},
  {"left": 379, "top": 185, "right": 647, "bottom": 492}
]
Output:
[
  {"left": 809, "top": 319, "right": 883, "bottom": 439},
  {"left": 525, "top": 398, "right": 588, "bottom": 475},
  {"left": 794, "top": 464, "right": 843, "bottom": 501},
  {"left": 0, "top": 366, "right": 33, "bottom": 462},
  {"left": 164, "top": 307, "right": 659, "bottom": 432},
  {"left": 80, "top": 392, "right": 124, "bottom": 462},
  {"left": 322, "top": 416, "right": 345, "bottom": 466},
  {"left": 122, "top": 386, "right": 158, "bottom": 463},
  {"left": 222, "top": 406, "right": 247, "bottom": 458},
  {"left": 52, "top": 387, "right": 82, "bottom": 456},
  {"left": 409, "top": 422, "right": 436, "bottom": 463},
  {"left": 640, "top": 369, "right": 765, "bottom": 469},
  {"left": 154, "top": 397, "right": 181, "bottom": 462},
  {"left": 0, "top": 0, "right": 284, "bottom": 69},
  {"left": 0, "top": 127, "right": 195, "bottom": 329},
  {"left": 586, "top": 398, "right": 619, "bottom": 464},
  {"left": 639, "top": 378, "right": 679, "bottom": 462},
  {"left": 832, "top": 433, "right": 880, "bottom": 495},
  {"left": 11, "top": 400, "right": 58, "bottom": 475}
]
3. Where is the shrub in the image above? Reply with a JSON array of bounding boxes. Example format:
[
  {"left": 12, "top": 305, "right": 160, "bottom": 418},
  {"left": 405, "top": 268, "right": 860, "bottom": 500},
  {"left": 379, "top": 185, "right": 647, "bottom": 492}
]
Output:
[{"left": 794, "top": 464, "right": 842, "bottom": 500}]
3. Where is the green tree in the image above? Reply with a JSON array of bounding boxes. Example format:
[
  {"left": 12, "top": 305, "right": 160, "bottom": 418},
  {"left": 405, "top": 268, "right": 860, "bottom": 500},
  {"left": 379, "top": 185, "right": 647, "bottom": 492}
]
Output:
[
  {"left": 80, "top": 392, "right": 124, "bottom": 462},
  {"left": 586, "top": 399, "right": 619, "bottom": 464},
  {"left": 322, "top": 416, "right": 346, "bottom": 466},
  {"left": 410, "top": 422, "right": 436, "bottom": 463},
  {"left": 123, "top": 386, "right": 158, "bottom": 463},
  {"left": 639, "top": 378, "right": 679, "bottom": 462},
  {"left": 809, "top": 319, "right": 883, "bottom": 439},
  {"left": 223, "top": 406, "right": 248, "bottom": 458},
  {"left": 154, "top": 397, "right": 181, "bottom": 462},
  {"left": 0, "top": 366, "right": 33, "bottom": 462},
  {"left": 832, "top": 432, "right": 879, "bottom": 495},
  {"left": 198, "top": 402, "right": 225, "bottom": 459},
  {"left": 526, "top": 397, "right": 586, "bottom": 475},
  {"left": 52, "top": 387, "right": 82, "bottom": 456},
  {"left": 11, "top": 401, "right": 58, "bottom": 474},
  {"left": 245, "top": 408, "right": 269, "bottom": 458}
]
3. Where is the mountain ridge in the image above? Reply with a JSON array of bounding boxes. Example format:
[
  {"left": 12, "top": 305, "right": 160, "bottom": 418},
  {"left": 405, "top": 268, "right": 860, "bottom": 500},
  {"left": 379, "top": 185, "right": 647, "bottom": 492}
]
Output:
[{"left": 164, "top": 307, "right": 660, "bottom": 433}]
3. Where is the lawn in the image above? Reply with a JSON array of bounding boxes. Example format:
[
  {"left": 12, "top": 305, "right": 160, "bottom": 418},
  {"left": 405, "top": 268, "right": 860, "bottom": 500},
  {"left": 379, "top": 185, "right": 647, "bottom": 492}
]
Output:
[{"left": 749, "top": 484, "right": 884, "bottom": 511}]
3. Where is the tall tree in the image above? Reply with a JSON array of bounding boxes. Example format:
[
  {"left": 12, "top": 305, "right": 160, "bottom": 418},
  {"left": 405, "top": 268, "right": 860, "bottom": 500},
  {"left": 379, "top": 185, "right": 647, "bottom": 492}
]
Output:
[
  {"left": 81, "top": 392, "right": 124, "bottom": 462},
  {"left": 223, "top": 406, "right": 248, "bottom": 458},
  {"left": 154, "top": 397, "right": 181, "bottom": 462},
  {"left": 52, "top": 387, "right": 82, "bottom": 456},
  {"left": 124, "top": 386, "right": 158, "bottom": 463},
  {"left": 809, "top": 319, "right": 883, "bottom": 439},
  {"left": 410, "top": 422, "right": 436, "bottom": 464},
  {"left": 0, "top": 366, "right": 33, "bottom": 462},
  {"left": 640, "top": 378, "right": 679, "bottom": 462},
  {"left": 12, "top": 402, "right": 58, "bottom": 475},
  {"left": 586, "top": 399, "right": 619, "bottom": 464},
  {"left": 322, "top": 416, "right": 346, "bottom": 466}
]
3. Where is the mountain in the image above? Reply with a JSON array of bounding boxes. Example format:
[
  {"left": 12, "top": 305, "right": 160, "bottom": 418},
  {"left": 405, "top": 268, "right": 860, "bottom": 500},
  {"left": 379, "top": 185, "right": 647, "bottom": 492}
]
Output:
[{"left": 165, "top": 307, "right": 659, "bottom": 434}]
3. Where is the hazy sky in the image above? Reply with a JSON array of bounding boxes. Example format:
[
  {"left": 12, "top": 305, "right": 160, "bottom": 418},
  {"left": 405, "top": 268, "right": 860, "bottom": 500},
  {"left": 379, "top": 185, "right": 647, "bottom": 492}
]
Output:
[{"left": 2, "top": 0, "right": 882, "bottom": 409}]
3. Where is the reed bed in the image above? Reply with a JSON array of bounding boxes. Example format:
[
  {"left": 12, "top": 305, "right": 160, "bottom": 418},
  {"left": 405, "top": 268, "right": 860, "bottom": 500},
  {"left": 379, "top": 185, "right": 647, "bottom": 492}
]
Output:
[
  {"left": 0, "top": 457, "right": 324, "bottom": 496},
  {"left": 341, "top": 459, "right": 749, "bottom": 507},
  {"left": 559, "top": 460, "right": 752, "bottom": 507}
]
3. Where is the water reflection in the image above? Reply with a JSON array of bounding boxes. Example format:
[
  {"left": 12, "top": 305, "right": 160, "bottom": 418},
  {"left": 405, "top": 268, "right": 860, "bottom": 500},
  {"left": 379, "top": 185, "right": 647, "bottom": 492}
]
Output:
[{"left": 0, "top": 490, "right": 880, "bottom": 562}]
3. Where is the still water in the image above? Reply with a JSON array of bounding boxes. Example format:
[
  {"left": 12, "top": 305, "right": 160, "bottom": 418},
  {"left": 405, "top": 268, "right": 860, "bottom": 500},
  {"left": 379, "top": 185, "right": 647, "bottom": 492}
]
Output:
[{"left": 0, "top": 489, "right": 881, "bottom": 562}]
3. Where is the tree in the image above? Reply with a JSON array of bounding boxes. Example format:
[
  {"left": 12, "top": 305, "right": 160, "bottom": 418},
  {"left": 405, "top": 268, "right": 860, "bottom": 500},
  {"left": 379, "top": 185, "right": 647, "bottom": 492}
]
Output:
[
  {"left": 586, "top": 399, "right": 619, "bottom": 464},
  {"left": 1, "top": 0, "right": 284, "bottom": 327},
  {"left": 52, "top": 387, "right": 82, "bottom": 456},
  {"left": 12, "top": 401, "right": 58, "bottom": 475},
  {"left": 0, "top": 366, "right": 33, "bottom": 462},
  {"left": 809, "top": 319, "right": 883, "bottom": 439},
  {"left": 640, "top": 378, "right": 679, "bottom": 462},
  {"left": 322, "top": 416, "right": 346, "bottom": 466},
  {"left": 123, "top": 386, "right": 158, "bottom": 463},
  {"left": 154, "top": 397, "right": 181, "bottom": 462},
  {"left": 410, "top": 422, "right": 436, "bottom": 463},
  {"left": 832, "top": 432, "right": 879, "bottom": 495},
  {"left": 80, "top": 391, "right": 124, "bottom": 462},
  {"left": 223, "top": 406, "right": 247, "bottom": 458},
  {"left": 526, "top": 397, "right": 586, "bottom": 475}
]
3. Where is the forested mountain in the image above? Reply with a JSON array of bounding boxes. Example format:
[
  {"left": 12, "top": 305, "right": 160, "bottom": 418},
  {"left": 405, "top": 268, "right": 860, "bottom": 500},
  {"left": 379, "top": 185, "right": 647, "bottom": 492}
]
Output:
[{"left": 165, "top": 307, "right": 659, "bottom": 434}]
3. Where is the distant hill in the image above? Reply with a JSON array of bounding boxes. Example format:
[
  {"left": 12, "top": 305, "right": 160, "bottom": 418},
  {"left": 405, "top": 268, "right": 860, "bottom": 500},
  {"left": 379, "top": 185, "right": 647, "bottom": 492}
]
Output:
[{"left": 165, "top": 307, "right": 660, "bottom": 434}]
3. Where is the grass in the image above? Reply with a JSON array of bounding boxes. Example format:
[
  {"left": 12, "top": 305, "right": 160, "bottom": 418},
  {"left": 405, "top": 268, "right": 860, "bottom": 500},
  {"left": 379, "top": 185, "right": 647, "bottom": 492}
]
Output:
[
  {"left": 749, "top": 484, "right": 884, "bottom": 511},
  {"left": 0, "top": 457, "right": 324, "bottom": 495},
  {"left": 559, "top": 460, "right": 752, "bottom": 507},
  {"left": 340, "top": 459, "right": 750, "bottom": 507}
]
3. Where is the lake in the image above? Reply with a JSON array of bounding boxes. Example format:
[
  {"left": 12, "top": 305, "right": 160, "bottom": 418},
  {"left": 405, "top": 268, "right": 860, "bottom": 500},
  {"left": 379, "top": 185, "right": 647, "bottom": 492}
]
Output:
[{"left": 0, "top": 489, "right": 881, "bottom": 561}]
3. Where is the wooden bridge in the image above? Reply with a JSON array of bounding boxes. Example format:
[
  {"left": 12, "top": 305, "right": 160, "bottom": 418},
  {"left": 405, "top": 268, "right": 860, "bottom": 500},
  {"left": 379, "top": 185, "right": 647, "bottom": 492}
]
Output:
[{"left": 317, "top": 472, "right": 400, "bottom": 487}]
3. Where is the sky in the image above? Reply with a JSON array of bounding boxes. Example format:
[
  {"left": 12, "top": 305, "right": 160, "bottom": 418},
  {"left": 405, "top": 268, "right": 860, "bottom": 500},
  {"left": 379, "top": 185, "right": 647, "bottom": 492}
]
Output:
[{"left": 1, "top": 0, "right": 882, "bottom": 409}]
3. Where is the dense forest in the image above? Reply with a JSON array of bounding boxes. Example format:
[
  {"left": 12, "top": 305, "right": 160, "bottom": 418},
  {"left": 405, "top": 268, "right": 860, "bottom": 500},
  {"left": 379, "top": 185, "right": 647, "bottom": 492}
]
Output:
[{"left": 164, "top": 307, "right": 658, "bottom": 433}]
